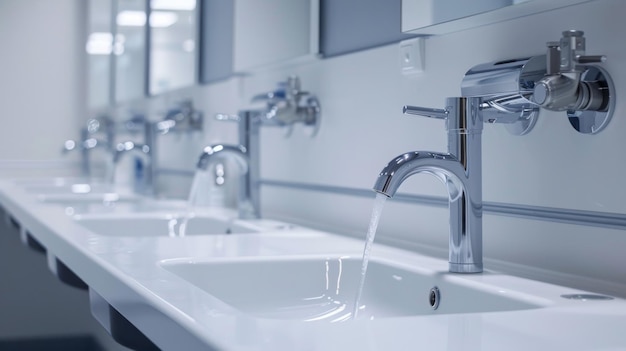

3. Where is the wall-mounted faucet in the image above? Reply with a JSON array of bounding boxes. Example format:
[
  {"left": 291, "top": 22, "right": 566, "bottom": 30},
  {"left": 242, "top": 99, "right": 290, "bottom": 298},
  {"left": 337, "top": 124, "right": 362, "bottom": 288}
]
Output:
[
  {"left": 197, "top": 76, "right": 321, "bottom": 219},
  {"left": 249, "top": 76, "right": 321, "bottom": 134},
  {"left": 155, "top": 99, "right": 204, "bottom": 134},
  {"left": 461, "top": 29, "right": 613, "bottom": 135}
]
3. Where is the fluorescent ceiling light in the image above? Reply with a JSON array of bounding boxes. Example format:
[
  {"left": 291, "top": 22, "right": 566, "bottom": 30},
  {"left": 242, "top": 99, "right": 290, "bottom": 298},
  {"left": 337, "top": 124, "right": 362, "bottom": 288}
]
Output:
[
  {"left": 151, "top": 0, "right": 196, "bottom": 11},
  {"left": 116, "top": 10, "right": 178, "bottom": 28},
  {"left": 117, "top": 11, "right": 146, "bottom": 26},
  {"left": 150, "top": 11, "right": 178, "bottom": 27},
  {"left": 86, "top": 32, "right": 113, "bottom": 55},
  {"left": 86, "top": 32, "right": 126, "bottom": 55}
]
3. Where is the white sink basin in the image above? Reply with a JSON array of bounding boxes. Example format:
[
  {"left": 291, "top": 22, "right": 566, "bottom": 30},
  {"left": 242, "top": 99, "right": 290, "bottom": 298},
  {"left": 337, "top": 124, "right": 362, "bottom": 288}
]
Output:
[
  {"left": 160, "top": 256, "right": 547, "bottom": 322},
  {"left": 74, "top": 213, "right": 291, "bottom": 237}
]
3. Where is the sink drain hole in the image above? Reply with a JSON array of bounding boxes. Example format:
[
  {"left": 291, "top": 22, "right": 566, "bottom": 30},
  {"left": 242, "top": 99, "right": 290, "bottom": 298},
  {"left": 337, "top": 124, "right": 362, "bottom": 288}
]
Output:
[{"left": 429, "top": 286, "right": 440, "bottom": 310}]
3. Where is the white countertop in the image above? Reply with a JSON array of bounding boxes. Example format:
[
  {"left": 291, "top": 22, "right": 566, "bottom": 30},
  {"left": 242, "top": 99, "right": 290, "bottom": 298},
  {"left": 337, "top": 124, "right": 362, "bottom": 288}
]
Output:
[{"left": 1, "top": 177, "right": 625, "bottom": 351}]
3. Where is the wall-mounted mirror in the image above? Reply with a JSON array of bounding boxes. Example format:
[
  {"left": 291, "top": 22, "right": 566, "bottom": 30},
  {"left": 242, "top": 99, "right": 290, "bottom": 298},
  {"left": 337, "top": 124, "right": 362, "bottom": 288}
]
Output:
[
  {"left": 86, "top": 0, "right": 114, "bottom": 109},
  {"left": 402, "top": 0, "right": 596, "bottom": 35},
  {"left": 114, "top": 0, "right": 147, "bottom": 103},
  {"left": 232, "top": 0, "right": 319, "bottom": 73},
  {"left": 149, "top": 0, "right": 198, "bottom": 95},
  {"left": 199, "top": 0, "right": 318, "bottom": 81}
]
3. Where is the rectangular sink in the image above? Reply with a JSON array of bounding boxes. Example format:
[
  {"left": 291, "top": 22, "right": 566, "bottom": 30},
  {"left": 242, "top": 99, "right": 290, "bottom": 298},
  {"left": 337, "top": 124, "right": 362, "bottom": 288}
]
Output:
[
  {"left": 74, "top": 214, "right": 286, "bottom": 237},
  {"left": 160, "top": 256, "right": 546, "bottom": 322}
]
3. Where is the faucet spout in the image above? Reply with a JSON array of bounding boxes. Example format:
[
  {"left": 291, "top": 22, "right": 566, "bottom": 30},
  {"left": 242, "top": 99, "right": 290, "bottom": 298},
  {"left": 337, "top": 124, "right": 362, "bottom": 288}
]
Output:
[
  {"left": 374, "top": 152, "right": 465, "bottom": 199},
  {"left": 197, "top": 144, "right": 248, "bottom": 172}
]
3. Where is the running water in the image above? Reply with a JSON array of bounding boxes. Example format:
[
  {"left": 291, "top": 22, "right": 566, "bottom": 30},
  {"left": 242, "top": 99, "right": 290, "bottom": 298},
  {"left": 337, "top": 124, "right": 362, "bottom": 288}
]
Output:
[
  {"left": 178, "top": 170, "right": 206, "bottom": 236},
  {"left": 352, "top": 193, "right": 387, "bottom": 319}
]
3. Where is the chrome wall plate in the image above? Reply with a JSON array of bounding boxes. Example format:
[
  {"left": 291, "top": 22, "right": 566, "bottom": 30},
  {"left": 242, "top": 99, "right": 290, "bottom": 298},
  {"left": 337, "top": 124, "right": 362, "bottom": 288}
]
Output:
[{"left": 566, "top": 65, "right": 615, "bottom": 134}]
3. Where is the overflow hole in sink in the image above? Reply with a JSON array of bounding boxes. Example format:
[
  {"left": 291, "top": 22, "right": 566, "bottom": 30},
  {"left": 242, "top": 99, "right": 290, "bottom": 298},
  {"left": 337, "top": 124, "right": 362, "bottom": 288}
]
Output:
[
  {"left": 429, "top": 286, "right": 440, "bottom": 310},
  {"left": 560, "top": 293, "right": 614, "bottom": 301}
]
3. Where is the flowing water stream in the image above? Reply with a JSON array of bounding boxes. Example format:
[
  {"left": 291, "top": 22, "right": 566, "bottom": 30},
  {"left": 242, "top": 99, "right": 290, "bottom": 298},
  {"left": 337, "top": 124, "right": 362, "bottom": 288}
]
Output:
[
  {"left": 177, "top": 170, "right": 206, "bottom": 237},
  {"left": 352, "top": 193, "right": 388, "bottom": 319}
]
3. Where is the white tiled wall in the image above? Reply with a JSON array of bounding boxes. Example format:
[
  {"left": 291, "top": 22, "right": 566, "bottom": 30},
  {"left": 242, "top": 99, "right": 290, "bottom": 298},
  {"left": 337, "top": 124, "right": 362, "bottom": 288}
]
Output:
[
  {"left": 141, "top": 0, "right": 626, "bottom": 296},
  {"left": 0, "top": 0, "right": 86, "bottom": 161}
]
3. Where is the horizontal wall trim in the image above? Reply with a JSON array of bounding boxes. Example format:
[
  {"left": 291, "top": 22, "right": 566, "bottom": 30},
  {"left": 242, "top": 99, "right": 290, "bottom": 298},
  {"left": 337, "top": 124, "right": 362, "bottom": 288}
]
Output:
[
  {"left": 156, "top": 168, "right": 195, "bottom": 177},
  {"left": 0, "top": 159, "right": 80, "bottom": 169},
  {"left": 260, "top": 179, "right": 626, "bottom": 230}
]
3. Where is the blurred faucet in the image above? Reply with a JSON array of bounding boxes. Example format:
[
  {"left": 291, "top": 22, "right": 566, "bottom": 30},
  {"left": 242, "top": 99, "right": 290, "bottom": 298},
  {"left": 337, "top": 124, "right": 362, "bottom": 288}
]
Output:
[
  {"left": 196, "top": 144, "right": 253, "bottom": 219},
  {"left": 62, "top": 116, "right": 115, "bottom": 178},
  {"left": 112, "top": 139, "right": 153, "bottom": 195},
  {"left": 111, "top": 115, "right": 156, "bottom": 195},
  {"left": 249, "top": 76, "right": 320, "bottom": 128},
  {"left": 155, "top": 99, "right": 204, "bottom": 134}
]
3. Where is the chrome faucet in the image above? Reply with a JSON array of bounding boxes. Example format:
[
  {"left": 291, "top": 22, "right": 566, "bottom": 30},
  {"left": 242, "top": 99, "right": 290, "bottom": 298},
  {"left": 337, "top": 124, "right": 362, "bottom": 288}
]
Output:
[
  {"left": 250, "top": 76, "right": 320, "bottom": 128},
  {"left": 197, "top": 110, "right": 261, "bottom": 219},
  {"left": 374, "top": 97, "right": 484, "bottom": 274},
  {"left": 112, "top": 116, "right": 156, "bottom": 195},
  {"left": 155, "top": 99, "right": 204, "bottom": 134},
  {"left": 198, "top": 76, "right": 321, "bottom": 219},
  {"left": 196, "top": 144, "right": 254, "bottom": 219},
  {"left": 63, "top": 117, "right": 115, "bottom": 178},
  {"left": 112, "top": 140, "right": 153, "bottom": 194}
]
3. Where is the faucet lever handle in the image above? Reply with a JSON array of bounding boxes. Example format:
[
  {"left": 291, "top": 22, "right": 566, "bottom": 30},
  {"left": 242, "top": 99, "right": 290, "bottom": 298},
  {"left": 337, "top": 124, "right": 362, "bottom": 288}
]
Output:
[
  {"left": 575, "top": 55, "right": 606, "bottom": 64},
  {"left": 215, "top": 114, "right": 241, "bottom": 123},
  {"left": 403, "top": 105, "right": 448, "bottom": 120}
]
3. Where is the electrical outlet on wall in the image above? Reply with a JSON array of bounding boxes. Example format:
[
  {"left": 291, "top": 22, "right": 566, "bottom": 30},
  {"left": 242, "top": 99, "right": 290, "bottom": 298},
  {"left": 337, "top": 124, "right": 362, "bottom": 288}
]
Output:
[{"left": 399, "top": 38, "right": 425, "bottom": 75}]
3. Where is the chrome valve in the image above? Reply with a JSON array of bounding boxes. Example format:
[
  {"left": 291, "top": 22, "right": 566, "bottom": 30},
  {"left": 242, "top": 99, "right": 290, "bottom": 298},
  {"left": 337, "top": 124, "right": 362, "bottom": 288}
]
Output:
[
  {"left": 533, "top": 30, "right": 608, "bottom": 113},
  {"left": 527, "top": 30, "right": 614, "bottom": 134}
]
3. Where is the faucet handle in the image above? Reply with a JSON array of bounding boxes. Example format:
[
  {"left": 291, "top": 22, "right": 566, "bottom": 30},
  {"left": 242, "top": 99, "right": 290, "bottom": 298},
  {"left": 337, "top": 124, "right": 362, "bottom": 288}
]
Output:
[
  {"left": 403, "top": 105, "right": 448, "bottom": 119},
  {"left": 215, "top": 114, "right": 241, "bottom": 122}
]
